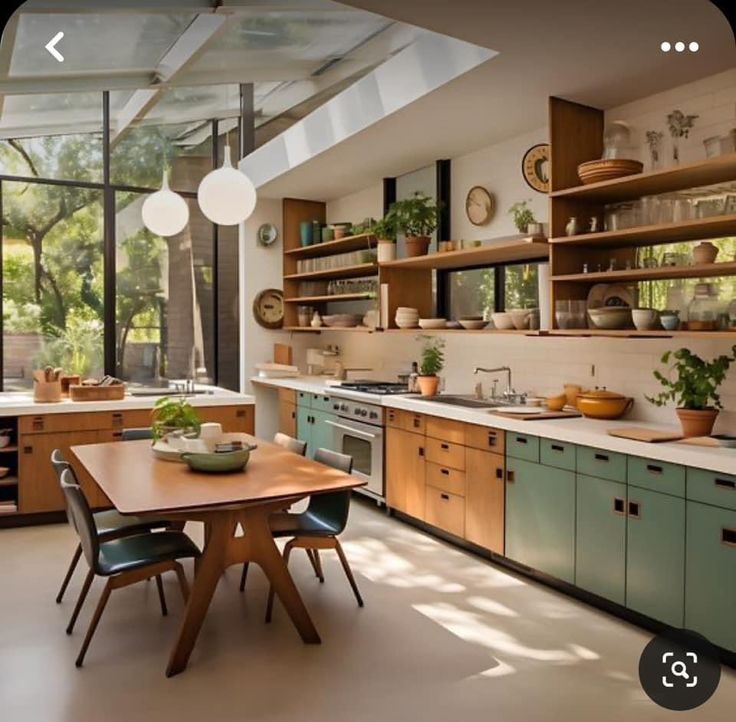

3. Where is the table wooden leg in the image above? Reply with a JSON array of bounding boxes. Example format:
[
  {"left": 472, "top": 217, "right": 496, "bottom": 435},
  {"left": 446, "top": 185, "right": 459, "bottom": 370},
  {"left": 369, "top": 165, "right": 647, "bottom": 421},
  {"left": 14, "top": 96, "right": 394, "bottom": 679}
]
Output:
[
  {"left": 242, "top": 508, "right": 321, "bottom": 645},
  {"left": 166, "top": 514, "right": 232, "bottom": 677}
]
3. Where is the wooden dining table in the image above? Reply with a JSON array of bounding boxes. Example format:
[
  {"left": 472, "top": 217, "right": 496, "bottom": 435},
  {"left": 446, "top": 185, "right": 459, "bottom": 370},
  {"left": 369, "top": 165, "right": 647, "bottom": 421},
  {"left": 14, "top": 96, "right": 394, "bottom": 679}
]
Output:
[{"left": 70, "top": 434, "right": 364, "bottom": 676}]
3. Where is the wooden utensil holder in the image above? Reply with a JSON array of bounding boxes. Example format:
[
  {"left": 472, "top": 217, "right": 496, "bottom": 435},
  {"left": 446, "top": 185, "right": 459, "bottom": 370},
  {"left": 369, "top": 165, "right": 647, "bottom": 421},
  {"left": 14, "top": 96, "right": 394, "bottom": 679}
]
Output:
[
  {"left": 60, "top": 375, "right": 81, "bottom": 396},
  {"left": 33, "top": 379, "right": 63, "bottom": 403}
]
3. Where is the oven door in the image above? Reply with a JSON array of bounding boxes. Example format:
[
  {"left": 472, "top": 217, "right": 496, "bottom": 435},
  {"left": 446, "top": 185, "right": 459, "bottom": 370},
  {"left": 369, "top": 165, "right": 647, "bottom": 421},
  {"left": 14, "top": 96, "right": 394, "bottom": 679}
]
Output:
[{"left": 324, "top": 417, "right": 384, "bottom": 499}]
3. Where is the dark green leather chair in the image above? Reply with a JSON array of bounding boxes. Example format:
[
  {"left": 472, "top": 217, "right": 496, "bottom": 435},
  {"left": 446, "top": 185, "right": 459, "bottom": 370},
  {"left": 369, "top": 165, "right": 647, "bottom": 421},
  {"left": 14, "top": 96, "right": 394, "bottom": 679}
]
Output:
[
  {"left": 51, "top": 448, "right": 170, "bottom": 604},
  {"left": 264, "top": 447, "right": 363, "bottom": 623},
  {"left": 120, "top": 428, "right": 153, "bottom": 441},
  {"left": 60, "top": 467, "right": 200, "bottom": 667}
]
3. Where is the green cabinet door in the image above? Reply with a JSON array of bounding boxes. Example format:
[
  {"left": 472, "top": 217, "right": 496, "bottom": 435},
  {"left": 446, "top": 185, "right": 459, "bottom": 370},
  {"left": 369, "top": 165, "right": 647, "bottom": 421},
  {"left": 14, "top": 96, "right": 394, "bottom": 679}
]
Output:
[
  {"left": 296, "top": 404, "right": 313, "bottom": 456},
  {"left": 626, "top": 487, "right": 685, "bottom": 627},
  {"left": 505, "top": 458, "right": 575, "bottom": 583},
  {"left": 575, "top": 474, "right": 626, "bottom": 604},
  {"left": 685, "top": 501, "right": 736, "bottom": 651},
  {"left": 310, "top": 410, "right": 337, "bottom": 459}
]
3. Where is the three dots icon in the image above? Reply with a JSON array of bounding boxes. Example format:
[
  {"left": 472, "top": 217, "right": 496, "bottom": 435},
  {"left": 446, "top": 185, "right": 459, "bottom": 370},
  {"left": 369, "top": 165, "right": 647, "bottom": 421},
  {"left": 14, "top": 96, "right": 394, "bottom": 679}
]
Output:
[{"left": 661, "top": 41, "right": 699, "bottom": 52}]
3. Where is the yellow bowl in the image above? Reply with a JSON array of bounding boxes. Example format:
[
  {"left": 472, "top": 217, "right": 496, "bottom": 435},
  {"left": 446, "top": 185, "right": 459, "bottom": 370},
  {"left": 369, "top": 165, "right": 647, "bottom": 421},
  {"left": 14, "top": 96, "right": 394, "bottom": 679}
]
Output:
[{"left": 545, "top": 393, "right": 567, "bottom": 411}]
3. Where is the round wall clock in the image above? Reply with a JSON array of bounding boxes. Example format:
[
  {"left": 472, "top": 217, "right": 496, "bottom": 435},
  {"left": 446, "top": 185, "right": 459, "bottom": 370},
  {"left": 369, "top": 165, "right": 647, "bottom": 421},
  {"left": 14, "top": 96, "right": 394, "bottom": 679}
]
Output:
[
  {"left": 522, "top": 143, "right": 550, "bottom": 193},
  {"left": 257, "top": 223, "right": 278, "bottom": 247},
  {"left": 465, "top": 186, "right": 496, "bottom": 226},
  {"left": 252, "top": 288, "right": 284, "bottom": 329}
]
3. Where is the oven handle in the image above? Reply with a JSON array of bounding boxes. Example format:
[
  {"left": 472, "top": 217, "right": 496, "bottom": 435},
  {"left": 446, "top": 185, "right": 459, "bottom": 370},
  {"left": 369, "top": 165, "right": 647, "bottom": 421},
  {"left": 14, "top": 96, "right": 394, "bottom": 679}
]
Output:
[{"left": 324, "top": 419, "right": 380, "bottom": 439}]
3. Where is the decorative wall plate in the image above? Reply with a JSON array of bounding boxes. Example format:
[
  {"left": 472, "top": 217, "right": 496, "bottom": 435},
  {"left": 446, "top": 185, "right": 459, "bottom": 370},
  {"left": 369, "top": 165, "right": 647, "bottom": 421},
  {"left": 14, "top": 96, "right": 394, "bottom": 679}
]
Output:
[
  {"left": 465, "top": 186, "right": 496, "bottom": 226},
  {"left": 257, "top": 223, "right": 278, "bottom": 246},
  {"left": 522, "top": 143, "right": 550, "bottom": 193},
  {"left": 252, "top": 288, "right": 284, "bottom": 329}
]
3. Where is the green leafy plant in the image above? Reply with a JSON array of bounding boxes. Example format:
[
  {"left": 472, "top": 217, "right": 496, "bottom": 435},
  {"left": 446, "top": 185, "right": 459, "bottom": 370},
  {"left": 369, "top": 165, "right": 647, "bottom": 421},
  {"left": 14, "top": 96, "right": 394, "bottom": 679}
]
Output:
[
  {"left": 151, "top": 396, "right": 202, "bottom": 441},
  {"left": 508, "top": 200, "right": 536, "bottom": 233},
  {"left": 647, "top": 345, "right": 736, "bottom": 410},
  {"left": 370, "top": 215, "right": 397, "bottom": 242},
  {"left": 418, "top": 335, "right": 445, "bottom": 376},
  {"left": 389, "top": 193, "right": 439, "bottom": 238}
]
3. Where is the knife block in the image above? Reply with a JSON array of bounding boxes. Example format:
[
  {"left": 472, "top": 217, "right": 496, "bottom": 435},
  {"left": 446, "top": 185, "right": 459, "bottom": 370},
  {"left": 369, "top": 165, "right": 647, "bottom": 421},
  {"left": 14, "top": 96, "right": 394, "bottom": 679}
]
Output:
[{"left": 33, "top": 379, "right": 62, "bottom": 403}]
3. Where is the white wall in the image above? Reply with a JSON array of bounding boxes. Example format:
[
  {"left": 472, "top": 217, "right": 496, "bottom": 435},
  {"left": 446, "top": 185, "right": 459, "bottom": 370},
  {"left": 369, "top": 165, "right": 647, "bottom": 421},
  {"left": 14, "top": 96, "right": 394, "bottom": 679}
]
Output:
[{"left": 326, "top": 183, "right": 383, "bottom": 224}]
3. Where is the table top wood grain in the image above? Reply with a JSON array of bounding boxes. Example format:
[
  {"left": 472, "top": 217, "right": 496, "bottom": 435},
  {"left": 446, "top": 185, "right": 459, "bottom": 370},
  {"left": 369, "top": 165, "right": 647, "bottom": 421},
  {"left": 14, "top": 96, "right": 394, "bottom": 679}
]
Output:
[{"left": 70, "top": 434, "right": 363, "bottom": 515}]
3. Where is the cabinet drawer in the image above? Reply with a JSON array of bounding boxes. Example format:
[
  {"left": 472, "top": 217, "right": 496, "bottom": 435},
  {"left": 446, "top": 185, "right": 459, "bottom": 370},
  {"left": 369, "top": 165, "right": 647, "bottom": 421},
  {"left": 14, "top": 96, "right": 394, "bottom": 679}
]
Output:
[
  {"left": 426, "top": 417, "right": 465, "bottom": 444},
  {"left": 121, "top": 409, "right": 154, "bottom": 429},
  {"left": 278, "top": 388, "right": 297, "bottom": 405},
  {"left": 19, "top": 411, "right": 121, "bottom": 435},
  {"left": 505, "top": 432, "right": 539, "bottom": 462},
  {"left": 465, "top": 424, "right": 504, "bottom": 455},
  {"left": 687, "top": 468, "right": 736, "bottom": 511},
  {"left": 426, "top": 463, "right": 466, "bottom": 497},
  {"left": 426, "top": 437, "right": 465, "bottom": 470},
  {"left": 628, "top": 456, "right": 685, "bottom": 498},
  {"left": 425, "top": 486, "right": 465, "bottom": 538},
  {"left": 386, "top": 408, "right": 425, "bottom": 434},
  {"left": 296, "top": 391, "right": 311, "bottom": 407},
  {"left": 576, "top": 445, "right": 626, "bottom": 482},
  {"left": 540, "top": 438, "right": 576, "bottom": 471},
  {"left": 310, "top": 394, "right": 332, "bottom": 412}
]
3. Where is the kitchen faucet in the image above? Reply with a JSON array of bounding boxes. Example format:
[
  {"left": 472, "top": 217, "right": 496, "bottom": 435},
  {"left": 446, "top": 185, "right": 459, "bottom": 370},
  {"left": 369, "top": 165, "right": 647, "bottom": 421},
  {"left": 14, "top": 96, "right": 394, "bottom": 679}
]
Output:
[{"left": 473, "top": 366, "right": 526, "bottom": 405}]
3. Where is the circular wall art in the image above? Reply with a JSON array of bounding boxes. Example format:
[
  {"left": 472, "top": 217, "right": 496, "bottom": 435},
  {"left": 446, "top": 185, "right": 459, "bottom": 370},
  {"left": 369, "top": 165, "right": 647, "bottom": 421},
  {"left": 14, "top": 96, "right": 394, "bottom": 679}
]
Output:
[
  {"left": 522, "top": 143, "right": 550, "bottom": 193},
  {"left": 252, "top": 288, "right": 284, "bottom": 329},
  {"left": 465, "top": 186, "right": 496, "bottom": 226},
  {"left": 257, "top": 223, "right": 279, "bottom": 247}
]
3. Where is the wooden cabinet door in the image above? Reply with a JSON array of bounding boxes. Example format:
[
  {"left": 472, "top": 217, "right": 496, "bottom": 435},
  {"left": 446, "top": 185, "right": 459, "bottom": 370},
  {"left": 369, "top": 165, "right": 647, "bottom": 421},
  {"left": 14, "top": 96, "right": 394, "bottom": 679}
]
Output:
[
  {"left": 19, "top": 430, "right": 102, "bottom": 514},
  {"left": 465, "top": 448, "right": 505, "bottom": 554},
  {"left": 386, "top": 427, "right": 425, "bottom": 519},
  {"left": 198, "top": 405, "right": 254, "bottom": 434},
  {"left": 278, "top": 400, "right": 297, "bottom": 437}
]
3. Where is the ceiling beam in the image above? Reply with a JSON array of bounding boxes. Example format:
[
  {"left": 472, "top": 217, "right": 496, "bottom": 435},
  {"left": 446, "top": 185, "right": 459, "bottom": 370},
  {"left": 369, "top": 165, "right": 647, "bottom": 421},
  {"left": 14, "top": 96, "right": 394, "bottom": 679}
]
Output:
[{"left": 0, "top": 12, "right": 20, "bottom": 119}]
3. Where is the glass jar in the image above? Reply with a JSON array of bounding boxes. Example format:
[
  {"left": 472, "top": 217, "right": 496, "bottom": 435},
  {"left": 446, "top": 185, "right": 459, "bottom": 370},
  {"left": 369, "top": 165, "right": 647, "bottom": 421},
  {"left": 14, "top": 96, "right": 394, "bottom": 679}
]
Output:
[
  {"left": 688, "top": 283, "right": 720, "bottom": 331},
  {"left": 729, "top": 298, "right": 736, "bottom": 329}
]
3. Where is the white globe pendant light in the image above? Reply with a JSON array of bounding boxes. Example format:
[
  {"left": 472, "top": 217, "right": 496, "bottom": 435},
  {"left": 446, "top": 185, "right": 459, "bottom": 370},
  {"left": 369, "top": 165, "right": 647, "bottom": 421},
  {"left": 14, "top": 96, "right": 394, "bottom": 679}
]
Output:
[
  {"left": 197, "top": 145, "right": 257, "bottom": 225},
  {"left": 141, "top": 171, "right": 190, "bottom": 237}
]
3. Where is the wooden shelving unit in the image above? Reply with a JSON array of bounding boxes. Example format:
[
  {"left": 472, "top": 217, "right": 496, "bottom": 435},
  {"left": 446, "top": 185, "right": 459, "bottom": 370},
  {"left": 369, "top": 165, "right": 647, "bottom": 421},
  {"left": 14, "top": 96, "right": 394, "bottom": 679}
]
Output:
[
  {"left": 283, "top": 326, "right": 376, "bottom": 333},
  {"left": 283, "top": 292, "right": 373, "bottom": 304},
  {"left": 283, "top": 263, "right": 377, "bottom": 282},
  {"left": 548, "top": 97, "right": 736, "bottom": 339},
  {"left": 284, "top": 233, "right": 376, "bottom": 259}
]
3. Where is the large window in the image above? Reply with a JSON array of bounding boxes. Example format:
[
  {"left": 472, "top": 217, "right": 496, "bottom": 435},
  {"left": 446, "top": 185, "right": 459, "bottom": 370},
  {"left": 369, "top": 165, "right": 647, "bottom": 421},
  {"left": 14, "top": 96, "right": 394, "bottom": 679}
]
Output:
[{"left": 1, "top": 89, "right": 243, "bottom": 391}]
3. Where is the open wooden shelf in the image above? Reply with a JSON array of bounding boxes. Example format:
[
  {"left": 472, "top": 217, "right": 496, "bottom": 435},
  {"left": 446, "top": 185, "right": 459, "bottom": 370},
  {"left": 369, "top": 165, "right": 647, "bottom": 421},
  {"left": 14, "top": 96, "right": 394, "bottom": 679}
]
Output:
[
  {"left": 284, "top": 293, "right": 374, "bottom": 304},
  {"left": 0, "top": 446, "right": 18, "bottom": 454},
  {"left": 284, "top": 233, "right": 377, "bottom": 259},
  {"left": 0, "top": 476, "right": 18, "bottom": 488},
  {"left": 283, "top": 326, "right": 376, "bottom": 333},
  {"left": 552, "top": 260, "right": 736, "bottom": 284},
  {"left": 380, "top": 237, "right": 548, "bottom": 271},
  {"left": 550, "top": 153, "right": 736, "bottom": 203},
  {"left": 284, "top": 263, "right": 378, "bottom": 282},
  {"left": 384, "top": 328, "right": 539, "bottom": 335},
  {"left": 549, "top": 329, "right": 736, "bottom": 338},
  {"left": 549, "top": 214, "right": 736, "bottom": 249}
]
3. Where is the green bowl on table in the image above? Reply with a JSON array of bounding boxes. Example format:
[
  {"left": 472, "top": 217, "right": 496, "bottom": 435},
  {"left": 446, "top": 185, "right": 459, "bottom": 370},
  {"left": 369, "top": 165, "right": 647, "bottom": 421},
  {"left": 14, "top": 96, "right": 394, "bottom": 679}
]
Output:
[{"left": 181, "top": 448, "right": 252, "bottom": 474}]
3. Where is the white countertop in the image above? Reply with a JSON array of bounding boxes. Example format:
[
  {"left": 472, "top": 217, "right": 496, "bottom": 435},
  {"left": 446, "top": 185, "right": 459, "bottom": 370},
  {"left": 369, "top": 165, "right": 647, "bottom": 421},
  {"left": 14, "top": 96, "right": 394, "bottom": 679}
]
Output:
[
  {"left": 0, "top": 386, "right": 254, "bottom": 416},
  {"left": 252, "top": 375, "right": 736, "bottom": 476}
]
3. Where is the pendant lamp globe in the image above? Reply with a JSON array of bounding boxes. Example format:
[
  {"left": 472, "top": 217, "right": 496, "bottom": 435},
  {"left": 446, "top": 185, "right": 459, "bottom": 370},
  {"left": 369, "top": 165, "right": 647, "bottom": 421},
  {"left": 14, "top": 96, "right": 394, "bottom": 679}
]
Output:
[
  {"left": 197, "top": 145, "right": 257, "bottom": 225},
  {"left": 141, "top": 171, "right": 190, "bottom": 237}
]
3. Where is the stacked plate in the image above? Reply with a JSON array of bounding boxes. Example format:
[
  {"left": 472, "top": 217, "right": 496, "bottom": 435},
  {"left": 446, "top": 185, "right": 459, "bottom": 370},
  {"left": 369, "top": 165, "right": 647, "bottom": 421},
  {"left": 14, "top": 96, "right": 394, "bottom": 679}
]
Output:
[
  {"left": 458, "top": 317, "right": 487, "bottom": 330},
  {"left": 322, "top": 314, "right": 362, "bottom": 328},
  {"left": 418, "top": 318, "right": 447, "bottom": 329},
  {"left": 395, "top": 307, "right": 419, "bottom": 329},
  {"left": 577, "top": 159, "right": 643, "bottom": 185}
]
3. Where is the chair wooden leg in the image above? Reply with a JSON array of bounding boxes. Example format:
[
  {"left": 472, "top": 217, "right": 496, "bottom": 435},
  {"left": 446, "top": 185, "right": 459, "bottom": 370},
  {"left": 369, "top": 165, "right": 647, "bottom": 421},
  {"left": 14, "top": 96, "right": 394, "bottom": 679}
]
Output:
[
  {"left": 66, "top": 569, "right": 94, "bottom": 635},
  {"left": 174, "top": 563, "right": 190, "bottom": 603},
  {"left": 239, "top": 563, "right": 249, "bottom": 592},
  {"left": 334, "top": 539, "right": 364, "bottom": 607},
  {"left": 265, "top": 539, "right": 294, "bottom": 623},
  {"left": 75, "top": 580, "right": 112, "bottom": 667},
  {"left": 56, "top": 544, "right": 82, "bottom": 604},
  {"left": 155, "top": 575, "right": 168, "bottom": 616},
  {"left": 312, "top": 549, "right": 324, "bottom": 583}
]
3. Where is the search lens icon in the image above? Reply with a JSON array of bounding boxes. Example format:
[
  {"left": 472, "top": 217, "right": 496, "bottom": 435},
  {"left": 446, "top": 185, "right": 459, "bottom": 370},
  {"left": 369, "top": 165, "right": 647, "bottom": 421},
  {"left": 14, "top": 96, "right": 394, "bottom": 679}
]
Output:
[{"left": 671, "top": 661, "right": 689, "bottom": 680}]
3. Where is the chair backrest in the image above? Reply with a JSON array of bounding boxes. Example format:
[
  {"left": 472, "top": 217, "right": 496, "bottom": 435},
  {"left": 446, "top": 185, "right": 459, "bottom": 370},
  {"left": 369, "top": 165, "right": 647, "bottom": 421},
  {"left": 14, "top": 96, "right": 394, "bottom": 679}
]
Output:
[
  {"left": 50, "top": 448, "right": 70, "bottom": 481},
  {"left": 121, "top": 427, "right": 153, "bottom": 441},
  {"left": 273, "top": 432, "right": 307, "bottom": 456},
  {"left": 60, "top": 467, "right": 100, "bottom": 572},
  {"left": 308, "top": 448, "right": 354, "bottom": 534}
]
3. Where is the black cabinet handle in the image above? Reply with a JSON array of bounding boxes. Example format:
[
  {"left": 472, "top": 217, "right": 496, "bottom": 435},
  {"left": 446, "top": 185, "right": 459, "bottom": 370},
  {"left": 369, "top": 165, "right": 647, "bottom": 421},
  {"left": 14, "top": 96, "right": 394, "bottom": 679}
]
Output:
[
  {"left": 440, "top": 468, "right": 449, "bottom": 476},
  {"left": 23, "top": 445, "right": 33, "bottom": 454},
  {"left": 646, "top": 464, "right": 663, "bottom": 475},
  {"left": 551, "top": 444, "right": 564, "bottom": 452},
  {"left": 515, "top": 436, "right": 527, "bottom": 444},
  {"left": 506, "top": 470, "right": 515, "bottom": 483},
  {"left": 236, "top": 409, "right": 245, "bottom": 418},
  {"left": 595, "top": 453, "right": 609, "bottom": 462},
  {"left": 495, "top": 467, "right": 503, "bottom": 479},
  {"left": 715, "top": 477, "right": 736, "bottom": 490},
  {"left": 487, "top": 432, "right": 498, "bottom": 447},
  {"left": 613, "top": 497, "right": 625, "bottom": 514},
  {"left": 413, "top": 417, "right": 421, "bottom": 428},
  {"left": 418, "top": 447, "right": 424, "bottom": 457},
  {"left": 440, "top": 443, "right": 449, "bottom": 450},
  {"left": 722, "top": 528, "right": 736, "bottom": 547},
  {"left": 628, "top": 501, "right": 641, "bottom": 519},
  {"left": 440, "top": 493, "right": 450, "bottom": 501}
]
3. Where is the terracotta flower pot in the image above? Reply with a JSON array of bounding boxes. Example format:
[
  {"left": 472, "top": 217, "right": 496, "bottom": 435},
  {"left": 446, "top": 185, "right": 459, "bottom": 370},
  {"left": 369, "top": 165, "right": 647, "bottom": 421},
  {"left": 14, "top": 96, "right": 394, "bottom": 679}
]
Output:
[
  {"left": 417, "top": 375, "right": 440, "bottom": 397},
  {"left": 405, "top": 235, "right": 431, "bottom": 257},
  {"left": 676, "top": 407, "right": 719, "bottom": 438}
]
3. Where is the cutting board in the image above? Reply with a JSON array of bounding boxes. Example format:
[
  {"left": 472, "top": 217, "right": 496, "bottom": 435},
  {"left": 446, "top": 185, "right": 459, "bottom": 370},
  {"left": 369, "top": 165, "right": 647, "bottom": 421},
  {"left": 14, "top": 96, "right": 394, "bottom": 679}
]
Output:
[
  {"left": 274, "top": 343, "right": 293, "bottom": 366},
  {"left": 489, "top": 409, "right": 582, "bottom": 421},
  {"left": 607, "top": 427, "right": 683, "bottom": 443}
]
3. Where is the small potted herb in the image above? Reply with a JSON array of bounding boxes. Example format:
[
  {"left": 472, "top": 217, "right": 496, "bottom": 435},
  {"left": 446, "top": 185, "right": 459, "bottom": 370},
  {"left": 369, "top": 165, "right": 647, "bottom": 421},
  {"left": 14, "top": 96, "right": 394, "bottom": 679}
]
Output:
[
  {"left": 151, "top": 396, "right": 202, "bottom": 442},
  {"left": 416, "top": 335, "right": 445, "bottom": 397},
  {"left": 390, "top": 193, "right": 439, "bottom": 257},
  {"left": 371, "top": 216, "right": 397, "bottom": 263},
  {"left": 647, "top": 345, "right": 736, "bottom": 437},
  {"left": 508, "top": 200, "right": 537, "bottom": 234}
]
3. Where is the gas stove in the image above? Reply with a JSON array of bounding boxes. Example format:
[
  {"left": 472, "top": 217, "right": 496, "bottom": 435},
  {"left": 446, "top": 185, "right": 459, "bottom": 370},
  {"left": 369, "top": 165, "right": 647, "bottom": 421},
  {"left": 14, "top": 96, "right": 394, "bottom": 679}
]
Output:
[{"left": 337, "top": 380, "right": 411, "bottom": 395}]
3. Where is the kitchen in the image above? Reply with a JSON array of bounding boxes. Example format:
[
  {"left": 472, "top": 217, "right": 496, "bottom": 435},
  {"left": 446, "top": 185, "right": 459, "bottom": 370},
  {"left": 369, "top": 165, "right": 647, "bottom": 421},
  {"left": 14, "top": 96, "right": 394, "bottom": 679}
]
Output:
[{"left": 1, "top": 1, "right": 736, "bottom": 720}]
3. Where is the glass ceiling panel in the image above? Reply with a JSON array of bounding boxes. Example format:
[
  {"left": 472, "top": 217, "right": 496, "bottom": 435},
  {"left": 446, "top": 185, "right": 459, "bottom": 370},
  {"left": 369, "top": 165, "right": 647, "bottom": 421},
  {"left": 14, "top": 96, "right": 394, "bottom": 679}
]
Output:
[
  {"left": 10, "top": 13, "right": 195, "bottom": 76},
  {"left": 0, "top": 92, "right": 106, "bottom": 139}
]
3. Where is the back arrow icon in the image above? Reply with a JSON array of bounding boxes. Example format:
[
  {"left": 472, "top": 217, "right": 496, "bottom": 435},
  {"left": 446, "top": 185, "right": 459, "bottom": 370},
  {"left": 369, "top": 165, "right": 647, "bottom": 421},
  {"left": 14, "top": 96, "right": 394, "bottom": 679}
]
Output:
[{"left": 45, "top": 32, "right": 64, "bottom": 62}]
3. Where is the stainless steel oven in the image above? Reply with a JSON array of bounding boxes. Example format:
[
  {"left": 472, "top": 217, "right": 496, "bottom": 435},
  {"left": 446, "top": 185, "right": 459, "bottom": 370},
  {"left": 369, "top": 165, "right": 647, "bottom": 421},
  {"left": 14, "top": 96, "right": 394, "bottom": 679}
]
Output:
[{"left": 325, "top": 397, "right": 384, "bottom": 502}]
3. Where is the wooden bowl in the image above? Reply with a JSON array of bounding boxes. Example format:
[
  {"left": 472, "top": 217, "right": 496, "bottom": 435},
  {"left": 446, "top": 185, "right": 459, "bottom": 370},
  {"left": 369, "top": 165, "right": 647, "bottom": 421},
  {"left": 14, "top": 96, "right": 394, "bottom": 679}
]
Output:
[{"left": 578, "top": 159, "right": 643, "bottom": 185}]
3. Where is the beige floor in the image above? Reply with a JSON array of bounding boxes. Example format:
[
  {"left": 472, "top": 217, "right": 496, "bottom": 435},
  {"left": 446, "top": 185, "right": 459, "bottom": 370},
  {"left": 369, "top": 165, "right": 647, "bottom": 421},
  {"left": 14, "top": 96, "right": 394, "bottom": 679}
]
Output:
[{"left": 0, "top": 500, "right": 733, "bottom": 722}]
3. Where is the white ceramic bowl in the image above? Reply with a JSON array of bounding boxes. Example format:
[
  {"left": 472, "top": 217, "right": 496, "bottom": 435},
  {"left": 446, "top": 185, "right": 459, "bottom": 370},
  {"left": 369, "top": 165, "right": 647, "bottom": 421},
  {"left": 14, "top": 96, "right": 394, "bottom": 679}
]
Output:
[
  {"left": 588, "top": 307, "right": 632, "bottom": 330},
  {"left": 396, "top": 307, "right": 419, "bottom": 315},
  {"left": 0, "top": 436, "right": 10, "bottom": 449},
  {"left": 458, "top": 319, "right": 487, "bottom": 330},
  {"left": 632, "top": 308, "right": 660, "bottom": 330},
  {"left": 508, "top": 308, "right": 532, "bottom": 330},
  {"left": 395, "top": 319, "right": 419, "bottom": 329},
  {"left": 418, "top": 318, "right": 447, "bottom": 329},
  {"left": 491, "top": 312, "right": 514, "bottom": 330}
]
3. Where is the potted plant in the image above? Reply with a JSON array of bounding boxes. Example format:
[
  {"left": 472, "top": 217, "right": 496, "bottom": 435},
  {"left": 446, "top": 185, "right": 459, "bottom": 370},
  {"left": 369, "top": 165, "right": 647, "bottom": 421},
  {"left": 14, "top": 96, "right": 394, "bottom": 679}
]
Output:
[
  {"left": 151, "top": 396, "right": 202, "bottom": 442},
  {"left": 390, "top": 193, "right": 439, "bottom": 257},
  {"left": 647, "top": 345, "right": 736, "bottom": 437},
  {"left": 508, "top": 200, "right": 537, "bottom": 234},
  {"left": 416, "top": 335, "right": 445, "bottom": 396},
  {"left": 371, "top": 216, "right": 397, "bottom": 263}
]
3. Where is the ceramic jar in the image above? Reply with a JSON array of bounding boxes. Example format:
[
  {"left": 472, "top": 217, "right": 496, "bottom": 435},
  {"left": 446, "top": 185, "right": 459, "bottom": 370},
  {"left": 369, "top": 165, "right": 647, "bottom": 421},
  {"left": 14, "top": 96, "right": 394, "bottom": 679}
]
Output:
[
  {"left": 565, "top": 217, "right": 579, "bottom": 236},
  {"left": 692, "top": 241, "right": 718, "bottom": 265},
  {"left": 377, "top": 240, "right": 396, "bottom": 263}
]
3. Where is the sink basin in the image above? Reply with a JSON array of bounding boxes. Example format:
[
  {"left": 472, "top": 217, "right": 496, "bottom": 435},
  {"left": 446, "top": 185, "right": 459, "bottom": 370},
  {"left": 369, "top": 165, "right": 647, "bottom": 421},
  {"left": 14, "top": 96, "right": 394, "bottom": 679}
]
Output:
[
  {"left": 129, "top": 389, "right": 215, "bottom": 397},
  {"left": 413, "top": 395, "right": 502, "bottom": 409}
]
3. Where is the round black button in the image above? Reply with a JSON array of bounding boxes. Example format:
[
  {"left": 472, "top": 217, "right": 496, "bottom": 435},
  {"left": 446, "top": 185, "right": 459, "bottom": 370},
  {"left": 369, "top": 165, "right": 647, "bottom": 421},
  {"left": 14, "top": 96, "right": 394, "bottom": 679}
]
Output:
[{"left": 638, "top": 629, "right": 720, "bottom": 711}]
